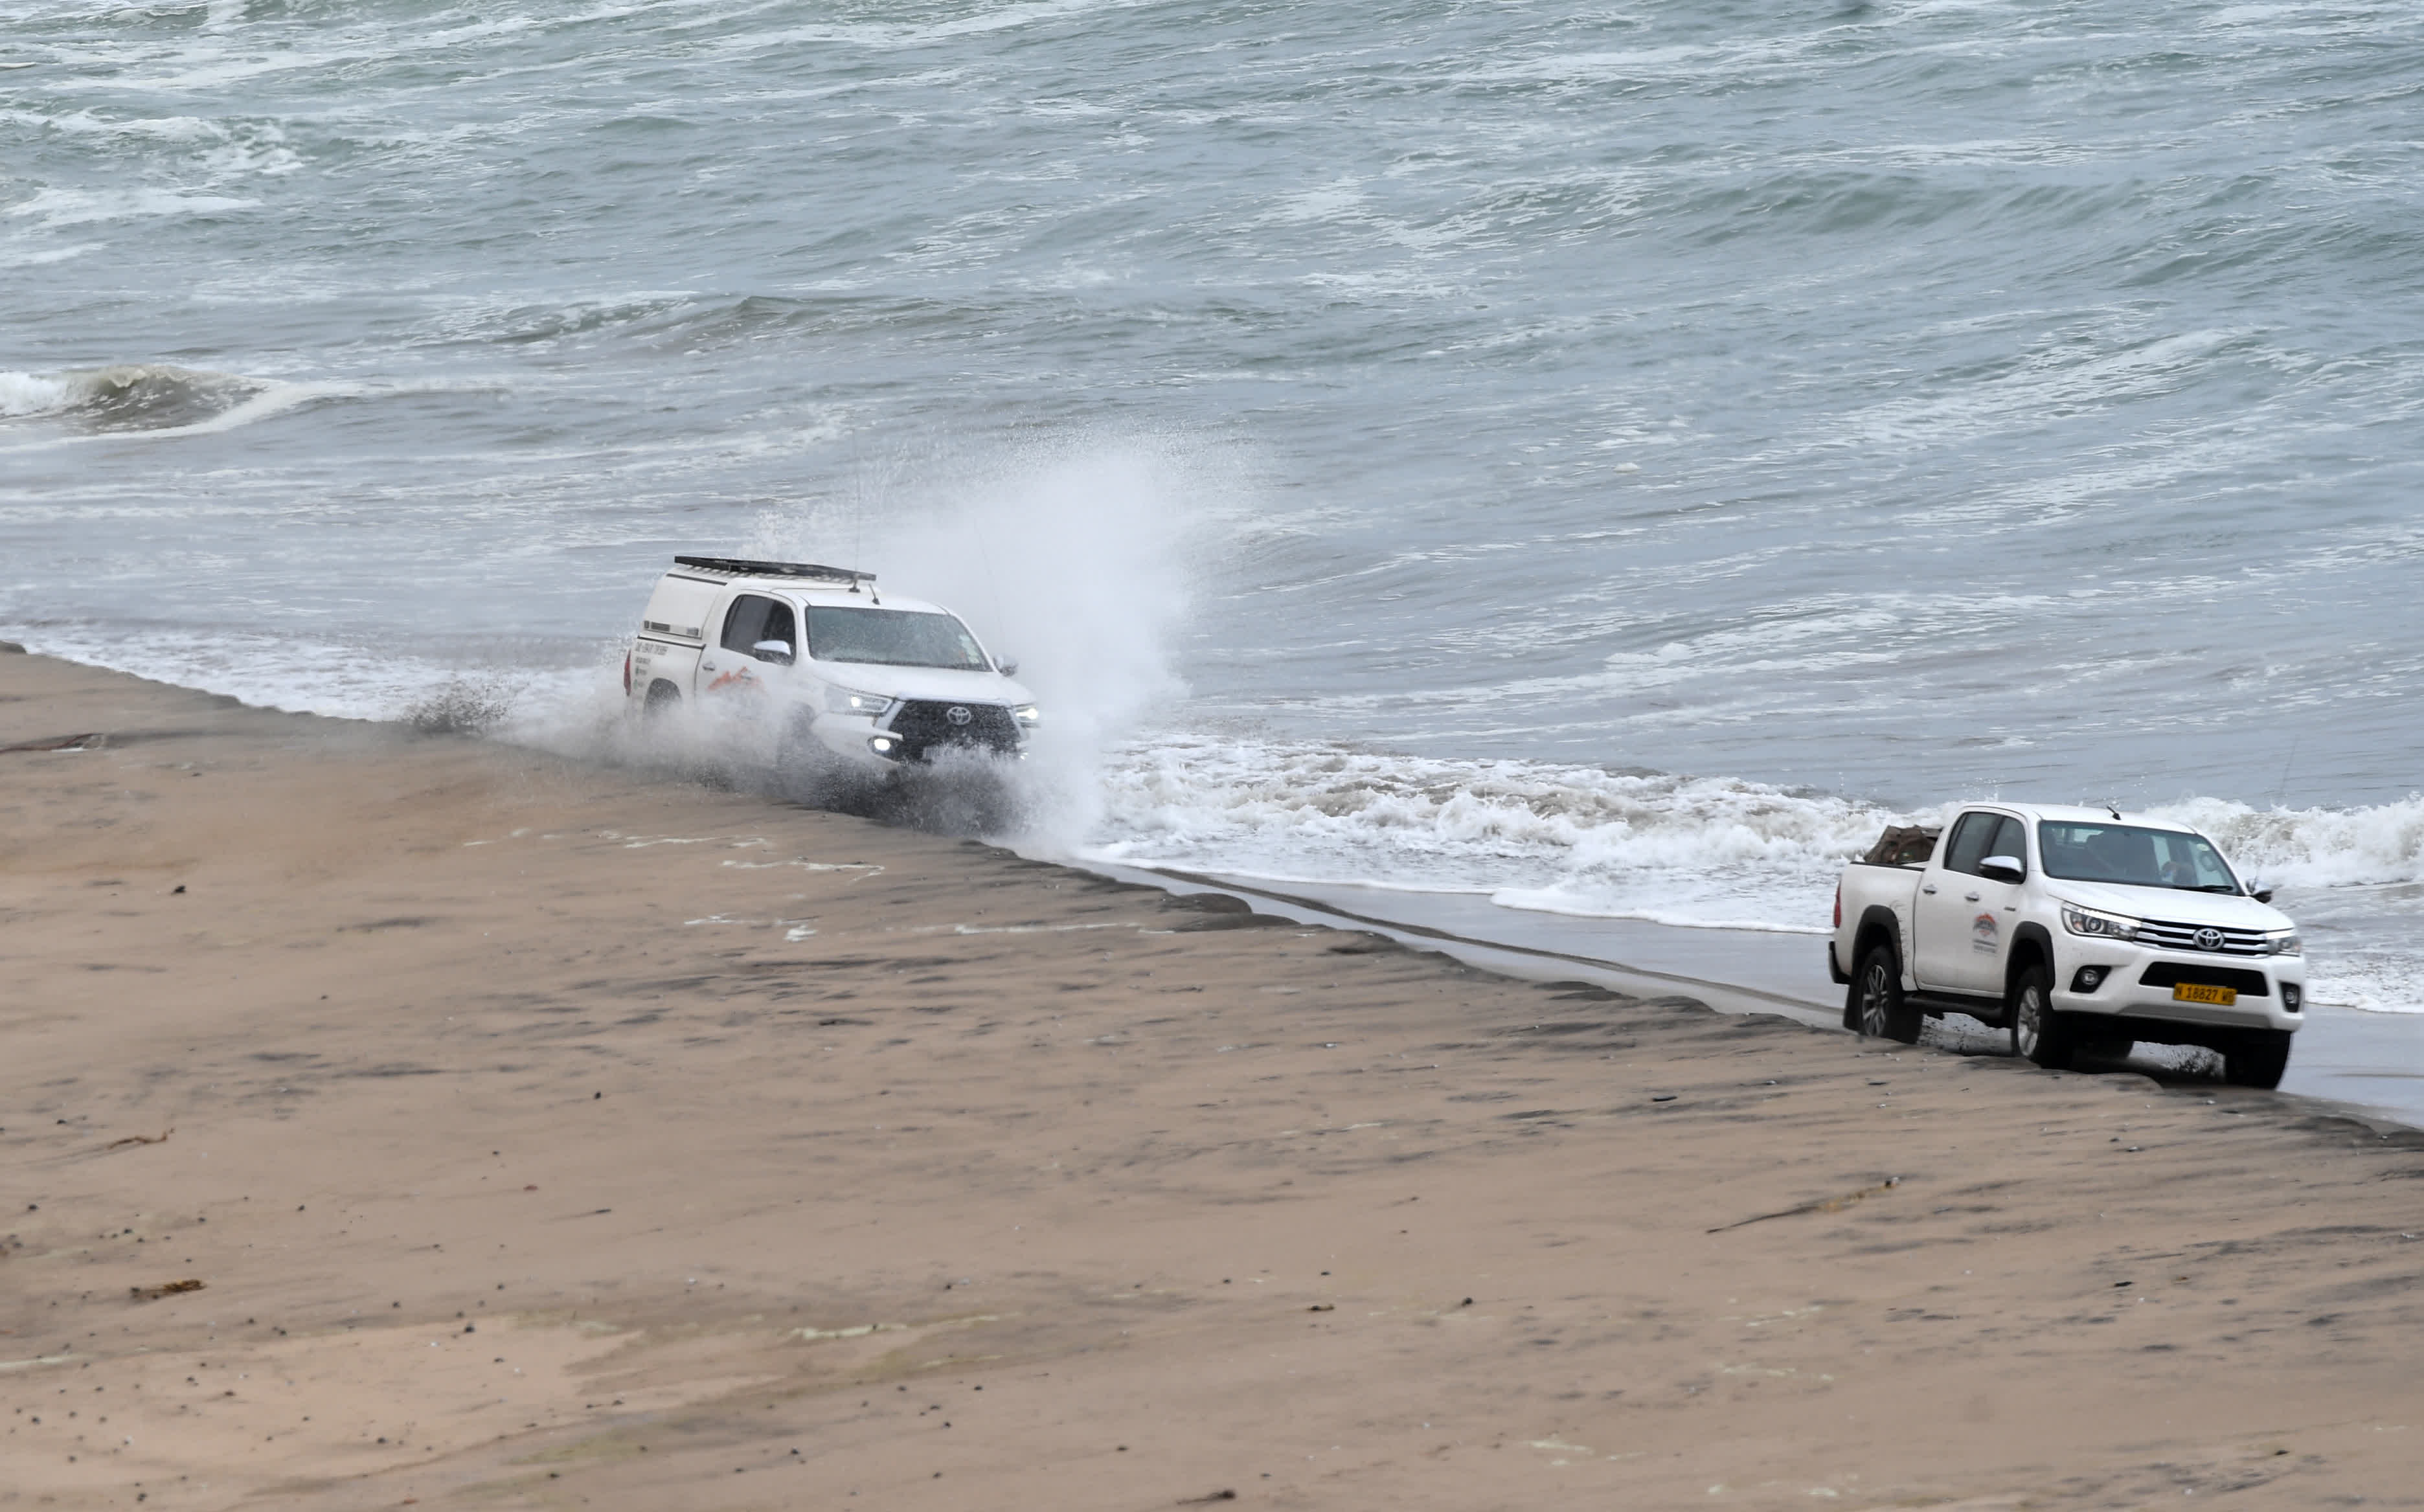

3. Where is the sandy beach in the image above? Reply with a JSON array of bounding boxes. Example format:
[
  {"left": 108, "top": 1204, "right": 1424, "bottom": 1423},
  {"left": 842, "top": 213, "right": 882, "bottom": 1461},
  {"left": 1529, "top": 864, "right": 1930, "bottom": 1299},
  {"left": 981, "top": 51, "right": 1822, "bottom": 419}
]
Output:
[{"left": 5, "top": 650, "right": 2423, "bottom": 1511}]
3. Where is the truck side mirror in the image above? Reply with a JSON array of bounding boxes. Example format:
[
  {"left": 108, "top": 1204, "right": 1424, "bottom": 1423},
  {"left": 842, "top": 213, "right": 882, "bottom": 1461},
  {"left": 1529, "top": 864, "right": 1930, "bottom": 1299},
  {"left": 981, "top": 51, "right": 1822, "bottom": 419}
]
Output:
[
  {"left": 752, "top": 639, "right": 795, "bottom": 666},
  {"left": 2248, "top": 880, "right": 2274, "bottom": 903},
  {"left": 1979, "top": 856, "right": 2025, "bottom": 885},
  {"left": 995, "top": 657, "right": 1019, "bottom": 677}
]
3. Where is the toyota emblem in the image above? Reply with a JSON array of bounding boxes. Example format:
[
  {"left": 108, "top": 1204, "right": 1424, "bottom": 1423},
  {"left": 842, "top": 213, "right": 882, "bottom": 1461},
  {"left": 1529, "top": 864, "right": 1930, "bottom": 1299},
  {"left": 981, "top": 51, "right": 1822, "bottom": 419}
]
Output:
[
  {"left": 946, "top": 705, "right": 973, "bottom": 727},
  {"left": 2193, "top": 927, "right": 2224, "bottom": 951}
]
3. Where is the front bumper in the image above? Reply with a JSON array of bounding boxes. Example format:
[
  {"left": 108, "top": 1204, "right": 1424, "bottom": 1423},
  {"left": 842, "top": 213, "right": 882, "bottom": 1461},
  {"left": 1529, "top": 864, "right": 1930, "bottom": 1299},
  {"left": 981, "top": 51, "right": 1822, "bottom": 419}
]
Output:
[
  {"left": 2053, "top": 946, "right": 2305, "bottom": 1033},
  {"left": 795, "top": 706, "right": 1026, "bottom": 771}
]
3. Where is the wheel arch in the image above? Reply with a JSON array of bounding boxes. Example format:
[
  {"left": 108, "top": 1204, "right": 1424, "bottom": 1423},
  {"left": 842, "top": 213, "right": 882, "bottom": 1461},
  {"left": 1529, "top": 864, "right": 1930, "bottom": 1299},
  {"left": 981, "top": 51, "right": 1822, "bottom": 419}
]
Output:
[
  {"left": 2006, "top": 922, "right": 2055, "bottom": 997},
  {"left": 1852, "top": 906, "right": 1905, "bottom": 981}
]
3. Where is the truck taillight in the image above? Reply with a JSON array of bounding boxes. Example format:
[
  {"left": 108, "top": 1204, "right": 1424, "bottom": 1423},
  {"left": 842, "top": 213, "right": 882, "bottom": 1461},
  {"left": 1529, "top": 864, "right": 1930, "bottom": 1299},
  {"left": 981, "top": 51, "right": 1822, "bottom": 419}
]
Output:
[
  {"left": 1833, "top": 879, "right": 1841, "bottom": 931},
  {"left": 622, "top": 649, "right": 631, "bottom": 696}
]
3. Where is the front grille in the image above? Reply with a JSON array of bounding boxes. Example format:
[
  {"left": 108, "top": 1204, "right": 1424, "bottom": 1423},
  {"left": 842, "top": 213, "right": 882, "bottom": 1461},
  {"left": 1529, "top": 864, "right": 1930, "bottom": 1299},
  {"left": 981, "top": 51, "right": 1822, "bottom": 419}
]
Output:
[
  {"left": 2138, "top": 963, "right": 2271, "bottom": 997},
  {"left": 885, "top": 700, "right": 1021, "bottom": 762},
  {"left": 2135, "top": 917, "right": 2272, "bottom": 955}
]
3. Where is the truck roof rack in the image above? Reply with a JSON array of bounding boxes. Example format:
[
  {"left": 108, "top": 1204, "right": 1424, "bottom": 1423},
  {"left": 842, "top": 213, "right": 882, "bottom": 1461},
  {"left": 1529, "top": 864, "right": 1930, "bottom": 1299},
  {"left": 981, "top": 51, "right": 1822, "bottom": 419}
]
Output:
[{"left": 672, "top": 556, "right": 876, "bottom": 591}]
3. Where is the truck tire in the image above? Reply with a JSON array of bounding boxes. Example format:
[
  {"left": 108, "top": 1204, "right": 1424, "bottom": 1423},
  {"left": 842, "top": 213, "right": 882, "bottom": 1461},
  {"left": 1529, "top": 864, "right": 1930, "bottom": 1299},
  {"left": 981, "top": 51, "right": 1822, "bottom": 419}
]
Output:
[
  {"left": 644, "top": 680, "right": 682, "bottom": 721},
  {"left": 2010, "top": 964, "right": 2074, "bottom": 1070},
  {"left": 1852, "top": 945, "right": 1921, "bottom": 1044},
  {"left": 2223, "top": 1030, "right": 2292, "bottom": 1090}
]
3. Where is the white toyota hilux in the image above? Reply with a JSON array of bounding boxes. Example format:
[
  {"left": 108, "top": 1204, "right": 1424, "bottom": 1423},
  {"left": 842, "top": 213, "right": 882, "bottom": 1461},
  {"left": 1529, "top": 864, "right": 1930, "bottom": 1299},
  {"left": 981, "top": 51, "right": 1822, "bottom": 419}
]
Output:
[
  {"left": 1829, "top": 804, "right": 2305, "bottom": 1088},
  {"left": 623, "top": 556, "right": 1038, "bottom": 784}
]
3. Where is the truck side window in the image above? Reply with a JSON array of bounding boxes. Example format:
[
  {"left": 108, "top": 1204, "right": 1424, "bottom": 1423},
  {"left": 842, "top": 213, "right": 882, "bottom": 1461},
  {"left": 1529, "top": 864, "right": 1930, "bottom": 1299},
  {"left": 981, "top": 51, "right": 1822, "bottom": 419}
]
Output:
[
  {"left": 1942, "top": 813, "right": 1999, "bottom": 877},
  {"left": 758, "top": 600, "right": 797, "bottom": 662},
  {"left": 721, "top": 595, "right": 797, "bottom": 663},
  {"left": 1986, "top": 815, "right": 2028, "bottom": 877}
]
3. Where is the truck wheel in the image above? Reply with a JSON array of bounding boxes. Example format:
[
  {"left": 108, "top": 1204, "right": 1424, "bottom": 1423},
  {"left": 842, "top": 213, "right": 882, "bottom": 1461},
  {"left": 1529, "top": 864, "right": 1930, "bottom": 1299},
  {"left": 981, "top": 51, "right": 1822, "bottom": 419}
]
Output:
[
  {"left": 643, "top": 681, "right": 681, "bottom": 721},
  {"left": 2223, "top": 1030, "right": 2292, "bottom": 1090},
  {"left": 2010, "top": 965, "right": 2074, "bottom": 1070},
  {"left": 1853, "top": 945, "right": 1921, "bottom": 1044}
]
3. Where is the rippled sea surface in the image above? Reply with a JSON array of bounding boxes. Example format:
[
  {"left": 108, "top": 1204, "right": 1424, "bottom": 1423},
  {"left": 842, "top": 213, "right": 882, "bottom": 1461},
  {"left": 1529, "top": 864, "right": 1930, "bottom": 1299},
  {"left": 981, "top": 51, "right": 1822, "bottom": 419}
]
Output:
[{"left": 6, "top": 1, "right": 2423, "bottom": 1004}]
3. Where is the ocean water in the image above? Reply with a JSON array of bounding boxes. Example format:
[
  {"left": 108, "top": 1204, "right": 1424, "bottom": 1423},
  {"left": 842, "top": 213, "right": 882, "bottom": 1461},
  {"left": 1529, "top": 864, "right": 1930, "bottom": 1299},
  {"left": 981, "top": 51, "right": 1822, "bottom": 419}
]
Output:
[{"left": 6, "top": 1, "right": 2423, "bottom": 1009}]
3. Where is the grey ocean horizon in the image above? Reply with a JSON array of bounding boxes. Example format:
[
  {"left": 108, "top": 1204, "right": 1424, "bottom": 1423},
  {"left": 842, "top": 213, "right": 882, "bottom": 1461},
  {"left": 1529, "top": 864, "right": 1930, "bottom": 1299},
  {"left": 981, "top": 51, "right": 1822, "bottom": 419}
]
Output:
[{"left": 6, "top": 1, "right": 2423, "bottom": 1013}]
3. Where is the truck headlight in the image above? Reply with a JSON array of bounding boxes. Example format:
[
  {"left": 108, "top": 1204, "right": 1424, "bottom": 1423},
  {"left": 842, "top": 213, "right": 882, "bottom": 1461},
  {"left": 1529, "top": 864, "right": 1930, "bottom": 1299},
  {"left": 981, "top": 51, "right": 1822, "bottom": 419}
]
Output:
[
  {"left": 2266, "top": 931, "right": 2302, "bottom": 956},
  {"left": 2061, "top": 903, "right": 2144, "bottom": 941},
  {"left": 825, "top": 686, "right": 894, "bottom": 717},
  {"left": 1011, "top": 703, "right": 1041, "bottom": 728}
]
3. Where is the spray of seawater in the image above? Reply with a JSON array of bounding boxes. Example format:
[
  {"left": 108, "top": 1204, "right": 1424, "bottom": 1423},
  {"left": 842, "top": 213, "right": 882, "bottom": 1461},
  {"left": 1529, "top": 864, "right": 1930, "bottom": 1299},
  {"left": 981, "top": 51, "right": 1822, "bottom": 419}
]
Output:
[
  {"left": 742, "top": 436, "right": 1216, "bottom": 848},
  {"left": 473, "top": 436, "right": 1219, "bottom": 843}
]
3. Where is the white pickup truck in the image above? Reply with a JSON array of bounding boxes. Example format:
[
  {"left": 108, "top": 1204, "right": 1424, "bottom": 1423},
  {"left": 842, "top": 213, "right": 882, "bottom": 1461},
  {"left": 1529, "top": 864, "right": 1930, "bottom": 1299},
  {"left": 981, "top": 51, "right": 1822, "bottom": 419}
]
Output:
[
  {"left": 623, "top": 556, "right": 1038, "bottom": 789},
  {"left": 1828, "top": 803, "right": 2305, "bottom": 1089}
]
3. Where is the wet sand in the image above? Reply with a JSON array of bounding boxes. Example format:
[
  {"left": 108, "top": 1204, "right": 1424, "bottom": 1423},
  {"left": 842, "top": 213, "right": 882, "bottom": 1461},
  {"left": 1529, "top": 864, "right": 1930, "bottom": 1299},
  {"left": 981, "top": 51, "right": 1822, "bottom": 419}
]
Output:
[
  {"left": 5, "top": 651, "right": 2424, "bottom": 1511},
  {"left": 1136, "top": 872, "right": 2424, "bottom": 1131}
]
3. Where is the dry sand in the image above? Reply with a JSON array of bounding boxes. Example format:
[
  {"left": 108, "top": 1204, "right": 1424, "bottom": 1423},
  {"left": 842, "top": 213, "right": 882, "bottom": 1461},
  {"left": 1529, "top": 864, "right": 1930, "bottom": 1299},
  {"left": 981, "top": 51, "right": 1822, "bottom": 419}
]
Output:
[{"left": 5, "top": 651, "right": 2423, "bottom": 1511}]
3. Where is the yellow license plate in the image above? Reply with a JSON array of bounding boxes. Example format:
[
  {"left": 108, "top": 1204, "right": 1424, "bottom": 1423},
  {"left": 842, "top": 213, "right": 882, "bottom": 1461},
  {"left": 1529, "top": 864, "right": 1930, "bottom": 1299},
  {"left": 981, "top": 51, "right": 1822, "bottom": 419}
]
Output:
[{"left": 2173, "top": 983, "right": 2237, "bottom": 1006}]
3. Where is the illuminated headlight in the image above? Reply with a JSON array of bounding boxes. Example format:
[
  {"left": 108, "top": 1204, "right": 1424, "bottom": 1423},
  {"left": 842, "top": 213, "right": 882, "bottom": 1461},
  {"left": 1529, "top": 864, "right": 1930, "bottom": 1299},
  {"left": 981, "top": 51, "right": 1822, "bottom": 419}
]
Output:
[
  {"left": 1011, "top": 703, "right": 1041, "bottom": 729},
  {"left": 2061, "top": 903, "right": 2144, "bottom": 942},
  {"left": 2266, "top": 930, "right": 2302, "bottom": 956},
  {"left": 867, "top": 734, "right": 900, "bottom": 758},
  {"left": 826, "top": 686, "right": 894, "bottom": 717}
]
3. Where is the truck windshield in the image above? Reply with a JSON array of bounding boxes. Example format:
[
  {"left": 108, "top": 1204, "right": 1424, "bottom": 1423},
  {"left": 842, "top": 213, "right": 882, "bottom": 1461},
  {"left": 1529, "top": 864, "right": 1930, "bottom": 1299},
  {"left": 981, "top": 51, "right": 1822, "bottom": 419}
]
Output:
[
  {"left": 2039, "top": 822, "right": 2243, "bottom": 893},
  {"left": 804, "top": 607, "right": 990, "bottom": 671}
]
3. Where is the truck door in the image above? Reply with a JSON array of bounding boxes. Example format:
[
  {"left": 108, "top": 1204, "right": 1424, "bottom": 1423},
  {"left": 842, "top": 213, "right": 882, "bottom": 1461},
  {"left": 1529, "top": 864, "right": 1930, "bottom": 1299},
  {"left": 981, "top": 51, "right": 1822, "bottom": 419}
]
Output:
[
  {"left": 698, "top": 592, "right": 798, "bottom": 701},
  {"left": 1914, "top": 811, "right": 2028, "bottom": 996}
]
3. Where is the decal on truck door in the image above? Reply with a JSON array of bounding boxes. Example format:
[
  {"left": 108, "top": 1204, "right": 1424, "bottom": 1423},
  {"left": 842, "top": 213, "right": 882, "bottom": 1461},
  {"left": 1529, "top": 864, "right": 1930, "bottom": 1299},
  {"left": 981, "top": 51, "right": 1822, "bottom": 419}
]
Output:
[
  {"left": 706, "top": 594, "right": 797, "bottom": 698},
  {"left": 1972, "top": 912, "right": 2000, "bottom": 954}
]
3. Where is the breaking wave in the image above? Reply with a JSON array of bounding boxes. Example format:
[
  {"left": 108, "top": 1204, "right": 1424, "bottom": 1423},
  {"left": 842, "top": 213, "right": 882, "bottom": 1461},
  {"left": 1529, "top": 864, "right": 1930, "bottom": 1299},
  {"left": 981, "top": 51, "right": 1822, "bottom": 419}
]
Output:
[
  {"left": 1083, "top": 738, "right": 2424, "bottom": 1008},
  {"left": 0, "top": 363, "right": 345, "bottom": 435},
  {"left": 1083, "top": 735, "right": 1903, "bottom": 934},
  {"left": 1091, "top": 738, "right": 2424, "bottom": 910},
  {"left": 2151, "top": 796, "right": 2424, "bottom": 1013},
  {"left": 2151, "top": 795, "right": 2424, "bottom": 890}
]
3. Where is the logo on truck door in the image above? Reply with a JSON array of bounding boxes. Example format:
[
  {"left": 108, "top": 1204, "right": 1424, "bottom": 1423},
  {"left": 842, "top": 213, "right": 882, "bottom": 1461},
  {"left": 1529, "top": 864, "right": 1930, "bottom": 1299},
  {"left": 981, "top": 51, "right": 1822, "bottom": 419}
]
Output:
[{"left": 1972, "top": 912, "right": 2000, "bottom": 954}]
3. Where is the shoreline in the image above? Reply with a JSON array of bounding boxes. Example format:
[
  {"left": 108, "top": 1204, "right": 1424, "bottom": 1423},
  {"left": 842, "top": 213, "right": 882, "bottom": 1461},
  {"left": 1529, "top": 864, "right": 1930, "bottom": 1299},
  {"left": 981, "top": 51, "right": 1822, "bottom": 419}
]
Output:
[
  {"left": 1100, "top": 865, "right": 2424, "bottom": 1135},
  {"left": 8, "top": 651, "right": 2424, "bottom": 1510}
]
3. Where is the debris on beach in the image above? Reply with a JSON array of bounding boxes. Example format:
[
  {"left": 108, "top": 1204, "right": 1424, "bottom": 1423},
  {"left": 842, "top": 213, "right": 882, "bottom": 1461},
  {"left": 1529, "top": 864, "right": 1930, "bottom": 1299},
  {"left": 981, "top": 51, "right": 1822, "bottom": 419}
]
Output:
[
  {"left": 0, "top": 732, "right": 103, "bottom": 754},
  {"left": 1708, "top": 1177, "right": 1902, "bottom": 1234}
]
